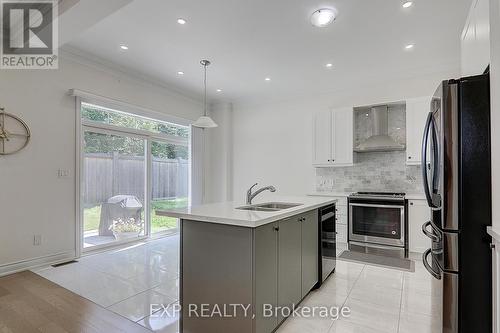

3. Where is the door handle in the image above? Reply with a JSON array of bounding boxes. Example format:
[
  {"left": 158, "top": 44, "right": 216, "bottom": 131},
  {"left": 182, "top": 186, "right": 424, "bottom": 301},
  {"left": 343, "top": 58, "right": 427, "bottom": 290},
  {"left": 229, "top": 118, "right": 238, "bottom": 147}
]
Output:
[
  {"left": 422, "top": 221, "right": 440, "bottom": 242},
  {"left": 422, "top": 248, "right": 441, "bottom": 280},
  {"left": 421, "top": 112, "right": 435, "bottom": 208}
]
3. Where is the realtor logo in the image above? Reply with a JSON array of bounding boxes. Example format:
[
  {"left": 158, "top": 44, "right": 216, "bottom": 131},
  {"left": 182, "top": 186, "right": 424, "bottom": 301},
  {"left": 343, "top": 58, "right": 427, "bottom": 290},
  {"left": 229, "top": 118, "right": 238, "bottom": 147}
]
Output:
[{"left": 1, "top": 0, "right": 58, "bottom": 69}]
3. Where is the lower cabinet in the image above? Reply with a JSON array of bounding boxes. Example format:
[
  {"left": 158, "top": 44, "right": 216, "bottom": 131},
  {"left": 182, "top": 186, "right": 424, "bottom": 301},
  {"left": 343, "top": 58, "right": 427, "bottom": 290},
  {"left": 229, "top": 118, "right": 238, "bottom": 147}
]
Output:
[
  {"left": 254, "top": 210, "right": 319, "bottom": 332},
  {"left": 181, "top": 209, "right": 321, "bottom": 333},
  {"left": 277, "top": 216, "right": 302, "bottom": 324},
  {"left": 301, "top": 210, "right": 319, "bottom": 297},
  {"left": 254, "top": 221, "right": 279, "bottom": 333},
  {"left": 408, "top": 199, "right": 431, "bottom": 253}
]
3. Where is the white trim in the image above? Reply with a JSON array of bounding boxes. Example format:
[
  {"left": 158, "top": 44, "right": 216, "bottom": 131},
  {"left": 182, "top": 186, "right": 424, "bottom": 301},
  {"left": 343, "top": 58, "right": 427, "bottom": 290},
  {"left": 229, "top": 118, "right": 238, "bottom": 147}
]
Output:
[
  {"left": 75, "top": 97, "right": 83, "bottom": 258},
  {"left": 69, "top": 88, "right": 193, "bottom": 127},
  {"left": 0, "top": 251, "right": 76, "bottom": 277},
  {"left": 83, "top": 235, "right": 149, "bottom": 254}
]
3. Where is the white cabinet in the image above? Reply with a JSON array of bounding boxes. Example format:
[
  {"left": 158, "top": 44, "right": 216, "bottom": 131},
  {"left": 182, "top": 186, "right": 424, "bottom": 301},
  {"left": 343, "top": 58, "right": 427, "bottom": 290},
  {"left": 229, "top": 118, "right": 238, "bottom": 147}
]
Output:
[
  {"left": 493, "top": 236, "right": 500, "bottom": 333},
  {"left": 461, "top": 0, "right": 490, "bottom": 76},
  {"left": 405, "top": 97, "right": 431, "bottom": 166},
  {"left": 408, "top": 199, "right": 431, "bottom": 253},
  {"left": 313, "top": 108, "right": 353, "bottom": 167}
]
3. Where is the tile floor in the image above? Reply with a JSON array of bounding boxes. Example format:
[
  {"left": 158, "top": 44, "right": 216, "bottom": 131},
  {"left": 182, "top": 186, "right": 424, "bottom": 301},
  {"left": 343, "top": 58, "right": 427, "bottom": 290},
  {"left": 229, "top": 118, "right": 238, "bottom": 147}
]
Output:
[
  {"left": 34, "top": 235, "right": 180, "bottom": 333},
  {"left": 33, "top": 237, "right": 441, "bottom": 333}
]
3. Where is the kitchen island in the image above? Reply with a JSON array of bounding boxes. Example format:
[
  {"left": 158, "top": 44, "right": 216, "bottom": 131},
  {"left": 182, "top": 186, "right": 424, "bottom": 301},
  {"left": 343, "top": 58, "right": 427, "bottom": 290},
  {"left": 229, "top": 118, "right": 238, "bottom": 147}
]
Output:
[{"left": 157, "top": 196, "right": 337, "bottom": 333}]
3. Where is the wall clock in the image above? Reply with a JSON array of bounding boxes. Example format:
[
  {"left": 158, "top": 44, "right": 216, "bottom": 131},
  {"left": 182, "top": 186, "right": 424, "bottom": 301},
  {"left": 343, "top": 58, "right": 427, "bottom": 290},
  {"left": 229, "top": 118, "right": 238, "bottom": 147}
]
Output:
[{"left": 0, "top": 107, "right": 31, "bottom": 155}]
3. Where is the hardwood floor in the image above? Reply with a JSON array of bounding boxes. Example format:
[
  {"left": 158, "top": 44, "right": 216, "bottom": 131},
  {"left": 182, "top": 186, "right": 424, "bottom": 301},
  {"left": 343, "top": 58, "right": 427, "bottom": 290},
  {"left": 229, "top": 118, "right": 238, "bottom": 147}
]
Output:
[{"left": 0, "top": 271, "right": 151, "bottom": 333}]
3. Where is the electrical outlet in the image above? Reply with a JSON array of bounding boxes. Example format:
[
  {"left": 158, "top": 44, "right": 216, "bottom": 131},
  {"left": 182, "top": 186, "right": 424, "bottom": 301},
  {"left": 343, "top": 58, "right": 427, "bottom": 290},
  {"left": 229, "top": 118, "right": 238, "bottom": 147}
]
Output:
[
  {"left": 33, "top": 234, "right": 42, "bottom": 246},
  {"left": 58, "top": 169, "right": 70, "bottom": 178}
]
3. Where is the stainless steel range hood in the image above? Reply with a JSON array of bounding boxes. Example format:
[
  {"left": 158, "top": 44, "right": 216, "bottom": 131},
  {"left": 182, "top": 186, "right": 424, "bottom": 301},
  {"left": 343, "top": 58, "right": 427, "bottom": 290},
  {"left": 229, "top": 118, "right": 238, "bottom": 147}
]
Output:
[{"left": 354, "top": 105, "right": 405, "bottom": 152}]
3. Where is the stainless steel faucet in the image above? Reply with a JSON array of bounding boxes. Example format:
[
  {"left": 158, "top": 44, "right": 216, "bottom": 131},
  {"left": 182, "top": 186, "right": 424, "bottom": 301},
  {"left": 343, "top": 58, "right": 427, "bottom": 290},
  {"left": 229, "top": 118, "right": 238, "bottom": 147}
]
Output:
[{"left": 246, "top": 183, "right": 276, "bottom": 205}]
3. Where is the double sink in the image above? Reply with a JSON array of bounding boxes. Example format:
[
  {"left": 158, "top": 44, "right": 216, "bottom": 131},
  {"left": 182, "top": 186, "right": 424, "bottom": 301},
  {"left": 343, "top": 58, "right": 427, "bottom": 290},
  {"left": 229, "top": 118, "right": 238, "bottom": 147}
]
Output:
[{"left": 236, "top": 202, "right": 302, "bottom": 212}]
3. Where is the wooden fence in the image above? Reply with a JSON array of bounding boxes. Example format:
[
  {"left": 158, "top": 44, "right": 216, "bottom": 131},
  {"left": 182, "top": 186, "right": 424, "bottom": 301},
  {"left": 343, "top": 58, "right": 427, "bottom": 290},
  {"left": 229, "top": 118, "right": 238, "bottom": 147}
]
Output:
[{"left": 83, "top": 153, "right": 188, "bottom": 206}]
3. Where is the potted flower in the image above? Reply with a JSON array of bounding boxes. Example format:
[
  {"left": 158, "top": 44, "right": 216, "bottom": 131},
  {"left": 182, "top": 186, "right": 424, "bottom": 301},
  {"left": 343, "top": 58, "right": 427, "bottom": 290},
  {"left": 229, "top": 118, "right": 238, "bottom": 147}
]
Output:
[{"left": 109, "top": 218, "right": 144, "bottom": 240}]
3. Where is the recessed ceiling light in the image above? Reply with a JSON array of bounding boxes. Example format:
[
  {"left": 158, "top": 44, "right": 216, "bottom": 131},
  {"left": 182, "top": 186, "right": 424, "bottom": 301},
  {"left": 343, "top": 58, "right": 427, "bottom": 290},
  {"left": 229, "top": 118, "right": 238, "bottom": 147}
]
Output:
[
  {"left": 177, "top": 18, "right": 187, "bottom": 25},
  {"left": 177, "top": 71, "right": 185, "bottom": 75},
  {"left": 402, "top": 1, "right": 413, "bottom": 8},
  {"left": 326, "top": 63, "right": 333, "bottom": 68},
  {"left": 405, "top": 44, "right": 415, "bottom": 50},
  {"left": 216, "top": 89, "right": 222, "bottom": 92},
  {"left": 120, "top": 45, "right": 129, "bottom": 50},
  {"left": 311, "top": 8, "right": 337, "bottom": 28},
  {"left": 265, "top": 77, "right": 271, "bottom": 81},
  {"left": 365, "top": 113, "right": 369, "bottom": 117}
]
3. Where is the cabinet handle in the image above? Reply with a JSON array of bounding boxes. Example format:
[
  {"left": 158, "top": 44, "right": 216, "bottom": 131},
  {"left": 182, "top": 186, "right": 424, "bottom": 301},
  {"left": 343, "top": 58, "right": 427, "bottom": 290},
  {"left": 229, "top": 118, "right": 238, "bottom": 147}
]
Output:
[
  {"left": 408, "top": 156, "right": 412, "bottom": 160},
  {"left": 491, "top": 243, "right": 496, "bottom": 250},
  {"left": 410, "top": 202, "right": 414, "bottom": 206},
  {"left": 274, "top": 227, "right": 279, "bottom": 232}
]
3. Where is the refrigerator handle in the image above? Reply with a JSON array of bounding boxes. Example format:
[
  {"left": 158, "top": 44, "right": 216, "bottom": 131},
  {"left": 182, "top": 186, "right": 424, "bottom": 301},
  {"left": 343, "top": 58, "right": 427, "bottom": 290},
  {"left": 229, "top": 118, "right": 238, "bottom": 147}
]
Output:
[
  {"left": 422, "top": 248, "right": 441, "bottom": 280},
  {"left": 421, "top": 112, "right": 436, "bottom": 208},
  {"left": 422, "top": 221, "right": 440, "bottom": 242}
]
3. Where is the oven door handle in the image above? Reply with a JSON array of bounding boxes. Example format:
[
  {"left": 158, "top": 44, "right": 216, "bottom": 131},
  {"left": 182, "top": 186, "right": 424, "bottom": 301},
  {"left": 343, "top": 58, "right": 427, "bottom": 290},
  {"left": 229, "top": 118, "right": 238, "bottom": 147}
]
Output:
[
  {"left": 422, "top": 248, "right": 441, "bottom": 280},
  {"left": 349, "top": 203, "right": 404, "bottom": 209},
  {"left": 422, "top": 221, "right": 441, "bottom": 242}
]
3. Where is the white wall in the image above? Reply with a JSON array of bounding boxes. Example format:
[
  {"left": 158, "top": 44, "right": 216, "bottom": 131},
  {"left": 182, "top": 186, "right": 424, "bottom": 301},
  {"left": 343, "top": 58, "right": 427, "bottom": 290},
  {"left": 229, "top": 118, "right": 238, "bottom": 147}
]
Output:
[
  {"left": 205, "top": 103, "right": 234, "bottom": 203},
  {"left": 0, "top": 53, "right": 201, "bottom": 269},
  {"left": 490, "top": 0, "right": 500, "bottom": 228},
  {"left": 232, "top": 70, "right": 459, "bottom": 203}
]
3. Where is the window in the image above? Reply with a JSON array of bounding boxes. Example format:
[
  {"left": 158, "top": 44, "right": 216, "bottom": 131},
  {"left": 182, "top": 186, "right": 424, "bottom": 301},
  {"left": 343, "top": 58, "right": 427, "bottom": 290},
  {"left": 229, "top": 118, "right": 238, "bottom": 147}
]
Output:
[{"left": 79, "top": 102, "right": 189, "bottom": 250}]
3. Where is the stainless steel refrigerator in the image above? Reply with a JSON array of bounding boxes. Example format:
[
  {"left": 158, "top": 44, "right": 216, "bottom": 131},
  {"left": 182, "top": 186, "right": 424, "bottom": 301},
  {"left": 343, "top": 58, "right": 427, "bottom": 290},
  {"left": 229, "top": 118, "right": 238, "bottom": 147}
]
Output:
[{"left": 421, "top": 73, "right": 492, "bottom": 333}]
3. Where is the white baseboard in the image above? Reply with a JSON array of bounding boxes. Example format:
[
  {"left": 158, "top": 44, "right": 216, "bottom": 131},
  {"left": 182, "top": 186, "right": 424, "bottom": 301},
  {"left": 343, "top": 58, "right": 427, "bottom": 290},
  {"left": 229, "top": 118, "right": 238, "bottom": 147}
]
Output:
[{"left": 0, "top": 251, "right": 76, "bottom": 277}]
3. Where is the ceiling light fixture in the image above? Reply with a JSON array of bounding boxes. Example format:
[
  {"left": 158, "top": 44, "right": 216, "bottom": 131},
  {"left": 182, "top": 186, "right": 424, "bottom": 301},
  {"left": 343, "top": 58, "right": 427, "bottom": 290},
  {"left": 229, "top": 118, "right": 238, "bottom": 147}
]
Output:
[
  {"left": 177, "top": 71, "right": 185, "bottom": 75},
  {"left": 216, "top": 89, "right": 222, "bottom": 92},
  {"left": 177, "top": 18, "right": 187, "bottom": 25},
  {"left": 192, "top": 60, "right": 218, "bottom": 128},
  {"left": 311, "top": 8, "right": 337, "bottom": 27},
  {"left": 402, "top": 1, "right": 413, "bottom": 8},
  {"left": 120, "top": 45, "right": 129, "bottom": 50},
  {"left": 265, "top": 77, "right": 271, "bottom": 81},
  {"left": 405, "top": 44, "right": 414, "bottom": 50},
  {"left": 326, "top": 63, "right": 333, "bottom": 68}
]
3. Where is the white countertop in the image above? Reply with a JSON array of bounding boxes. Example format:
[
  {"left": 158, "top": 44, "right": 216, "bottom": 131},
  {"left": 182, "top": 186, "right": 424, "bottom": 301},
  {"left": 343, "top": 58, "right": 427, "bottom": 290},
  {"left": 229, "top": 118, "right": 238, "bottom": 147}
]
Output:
[
  {"left": 308, "top": 191, "right": 426, "bottom": 200},
  {"left": 405, "top": 193, "right": 426, "bottom": 200},
  {"left": 487, "top": 226, "right": 500, "bottom": 242},
  {"left": 308, "top": 191, "right": 352, "bottom": 197},
  {"left": 156, "top": 195, "right": 337, "bottom": 228}
]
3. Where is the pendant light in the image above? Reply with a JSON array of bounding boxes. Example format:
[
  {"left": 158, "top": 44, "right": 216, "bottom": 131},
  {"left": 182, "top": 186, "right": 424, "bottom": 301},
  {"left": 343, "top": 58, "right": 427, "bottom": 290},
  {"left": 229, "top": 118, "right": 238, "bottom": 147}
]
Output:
[{"left": 192, "top": 60, "right": 218, "bottom": 128}]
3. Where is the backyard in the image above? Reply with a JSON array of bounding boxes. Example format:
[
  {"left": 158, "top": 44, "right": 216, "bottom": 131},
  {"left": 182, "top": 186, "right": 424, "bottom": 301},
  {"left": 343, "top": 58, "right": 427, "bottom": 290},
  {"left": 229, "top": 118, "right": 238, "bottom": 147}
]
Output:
[{"left": 84, "top": 197, "right": 187, "bottom": 234}]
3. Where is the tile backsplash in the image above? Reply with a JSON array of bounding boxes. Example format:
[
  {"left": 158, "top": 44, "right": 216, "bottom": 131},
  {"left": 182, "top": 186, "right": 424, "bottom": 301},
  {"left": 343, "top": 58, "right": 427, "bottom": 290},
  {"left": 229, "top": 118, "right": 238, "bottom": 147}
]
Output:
[{"left": 315, "top": 151, "right": 423, "bottom": 193}]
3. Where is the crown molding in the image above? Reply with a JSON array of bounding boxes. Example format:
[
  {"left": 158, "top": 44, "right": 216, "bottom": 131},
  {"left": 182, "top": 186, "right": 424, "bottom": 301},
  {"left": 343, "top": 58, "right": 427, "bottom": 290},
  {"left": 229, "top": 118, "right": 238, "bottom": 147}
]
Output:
[{"left": 59, "top": 45, "right": 202, "bottom": 105}]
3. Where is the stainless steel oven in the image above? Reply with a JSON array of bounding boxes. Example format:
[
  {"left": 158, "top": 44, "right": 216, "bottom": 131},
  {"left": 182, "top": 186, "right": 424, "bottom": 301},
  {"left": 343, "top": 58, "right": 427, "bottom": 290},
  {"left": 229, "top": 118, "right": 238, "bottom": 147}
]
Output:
[{"left": 348, "top": 192, "right": 407, "bottom": 251}]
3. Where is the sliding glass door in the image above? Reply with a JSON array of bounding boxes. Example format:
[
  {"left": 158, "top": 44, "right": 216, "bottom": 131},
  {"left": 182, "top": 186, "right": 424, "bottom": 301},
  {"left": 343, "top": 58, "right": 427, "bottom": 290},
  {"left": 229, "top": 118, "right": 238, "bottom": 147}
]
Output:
[
  {"left": 82, "top": 130, "right": 147, "bottom": 248},
  {"left": 80, "top": 102, "right": 189, "bottom": 251},
  {"left": 150, "top": 140, "right": 189, "bottom": 235}
]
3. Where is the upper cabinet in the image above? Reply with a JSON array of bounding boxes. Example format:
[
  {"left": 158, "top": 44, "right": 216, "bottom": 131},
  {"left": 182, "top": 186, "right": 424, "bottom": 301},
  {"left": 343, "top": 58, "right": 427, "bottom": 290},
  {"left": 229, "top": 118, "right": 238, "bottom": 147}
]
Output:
[
  {"left": 461, "top": 0, "right": 490, "bottom": 76},
  {"left": 313, "top": 107, "right": 353, "bottom": 167},
  {"left": 405, "top": 97, "right": 431, "bottom": 166}
]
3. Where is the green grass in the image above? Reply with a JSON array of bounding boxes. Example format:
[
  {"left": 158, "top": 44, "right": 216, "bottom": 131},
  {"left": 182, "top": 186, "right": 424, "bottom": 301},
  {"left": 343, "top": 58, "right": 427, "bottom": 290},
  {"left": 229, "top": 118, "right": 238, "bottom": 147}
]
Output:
[{"left": 83, "top": 197, "right": 188, "bottom": 234}]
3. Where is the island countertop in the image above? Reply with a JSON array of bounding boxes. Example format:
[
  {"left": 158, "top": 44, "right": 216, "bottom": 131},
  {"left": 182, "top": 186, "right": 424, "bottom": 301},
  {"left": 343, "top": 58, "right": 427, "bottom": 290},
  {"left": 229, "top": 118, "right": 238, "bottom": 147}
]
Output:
[{"left": 156, "top": 195, "right": 337, "bottom": 228}]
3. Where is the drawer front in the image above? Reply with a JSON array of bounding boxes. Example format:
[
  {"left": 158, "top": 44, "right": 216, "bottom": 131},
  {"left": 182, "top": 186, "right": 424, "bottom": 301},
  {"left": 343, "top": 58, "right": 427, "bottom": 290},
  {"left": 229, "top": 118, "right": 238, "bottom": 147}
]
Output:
[
  {"left": 336, "top": 224, "right": 347, "bottom": 243},
  {"left": 335, "top": 205, "right": 347, "bottom": 216},
  {"left": 335, "top": 214, "right": 347, "bottom": 225}
]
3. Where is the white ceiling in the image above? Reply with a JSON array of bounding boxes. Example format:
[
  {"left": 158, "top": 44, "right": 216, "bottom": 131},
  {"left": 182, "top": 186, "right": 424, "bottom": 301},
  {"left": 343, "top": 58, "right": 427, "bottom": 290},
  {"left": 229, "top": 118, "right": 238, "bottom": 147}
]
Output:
[{"left": 65, "top": 0, "right": 471, "bottom": 104}]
